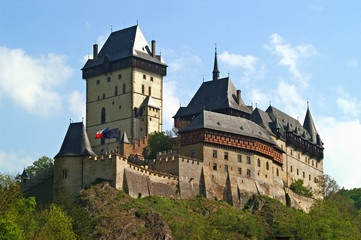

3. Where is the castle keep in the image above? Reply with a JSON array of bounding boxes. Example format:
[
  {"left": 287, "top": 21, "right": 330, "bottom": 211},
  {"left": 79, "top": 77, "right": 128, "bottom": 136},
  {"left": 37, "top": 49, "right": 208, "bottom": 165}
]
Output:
[{"left": 54, "top": 26, "right": 324, "bottom": 211}]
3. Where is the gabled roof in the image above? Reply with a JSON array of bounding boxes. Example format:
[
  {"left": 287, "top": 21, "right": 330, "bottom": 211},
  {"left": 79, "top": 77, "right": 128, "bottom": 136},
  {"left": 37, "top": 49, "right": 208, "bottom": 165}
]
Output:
[
  {"left": 179, "top": 110, "right": 278, "bottom": 146},
  {"left": 55, "top": 122, "right": 96, "bottom": 158},
  {"left": 83, "top": 25, "right": 166, "bottom": 70},
  {"left": 174, "top": 77, "right": 251, "bottom": 118},
  {"left": 250, "top": 108, "right": 274, "bottom": 136}
]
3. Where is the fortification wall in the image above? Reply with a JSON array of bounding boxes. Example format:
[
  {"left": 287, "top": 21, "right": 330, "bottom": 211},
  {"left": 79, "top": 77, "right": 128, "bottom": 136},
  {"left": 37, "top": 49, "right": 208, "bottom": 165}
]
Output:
[
  {"left": 285, "top": 187, "right": 315, "bottom": 212},
  {"left": 123, "top": 162, "right": 178, "bottom": 198}
]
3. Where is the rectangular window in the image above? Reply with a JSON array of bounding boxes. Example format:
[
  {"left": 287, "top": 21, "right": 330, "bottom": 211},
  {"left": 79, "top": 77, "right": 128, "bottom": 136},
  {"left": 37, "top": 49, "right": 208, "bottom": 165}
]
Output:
[
  {"left": 115, "top": 86, "right": 118, "bottom": 96},
  {"left": 143, "top": 74, "right": 146, "bottom": 80},
  {"left": 107, "top": 77, "right": 111, "bottom": 82},
  {"left": 237, "top": 155, "right": 242, "bottom": 162},
  {"left": 247, "top": 169, "right": 251, "bottom": 176},
  {"left": 291, "top": 166, "right": 293, "bottom": 172},
  {"left": 123, "top": 84, "right": 126, "bottom": 94},
  {"left": 142, "top": 85, "right": 145, "bottom": 94},
  {"left": 309, "top": 174, "right": 311, "bottom": 181},
  {"left": 224, "top": 165, "right": 228, "bottom": 172},
  {"left": 150, "top": 76, "right": 154, "bottom": 81},
  {"left": 303, "top": 171, "right": 305, "bottom": 178},
  {"left": 213, "top": 150, "right": 217, "bottom": 158},
  {"left": 96, "top": 80, "right": 100, "bottom": 85},
  {"left": 224, "top": 152, "right": 228, "bottom": 160},
  {"left": 257, "top": 158, "right": 261, "bottom": 167},
  {"left": 102, "top": 93, "right": 105, "bottom": 99},
  {"left": 238, "top": 168, "right": 242, "bottom": 175},
  {"left": 297, "top": 169, "right": 299, "bottom": 175},
  {"left": 213, "top": 163, "right": 217, "bottom": 171},
  {"left": 149, "top": 86, "right": 151, "bottom": 96},
  {"left": 316, "top": 162, "right": 318, "bottom": 168},
  {"left": 62, "top": 169, "right": 67, "bottom": 179},
  {"left": 118, "top": 74, "right": 122, "bottom": 79},
  {"left": 298, "top": 153, "right": 300, "bottom": 160},
  {"left": 276, "top": 168, "right": 279, "bottom": 176},
  {"left": 246, "top": 156, "right": 251, "bottom": 164}
]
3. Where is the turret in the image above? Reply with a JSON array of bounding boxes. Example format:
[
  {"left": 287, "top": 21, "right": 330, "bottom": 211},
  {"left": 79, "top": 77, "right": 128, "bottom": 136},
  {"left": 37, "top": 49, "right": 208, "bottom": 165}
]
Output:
[{"left": 212, "top": 47, "right": 220, "bottom": 81}]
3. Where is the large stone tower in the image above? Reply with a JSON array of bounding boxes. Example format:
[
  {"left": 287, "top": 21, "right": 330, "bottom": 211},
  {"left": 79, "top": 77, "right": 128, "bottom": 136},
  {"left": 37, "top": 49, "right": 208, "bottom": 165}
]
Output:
[{"left": 82, "top": 25, "right": 167, "bottom": 154}]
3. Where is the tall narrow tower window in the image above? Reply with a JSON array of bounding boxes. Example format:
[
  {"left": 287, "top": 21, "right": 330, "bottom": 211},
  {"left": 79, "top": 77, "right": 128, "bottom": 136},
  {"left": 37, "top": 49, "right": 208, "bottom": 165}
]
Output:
[
  {"left": 101, "top": 107, "right": 106, "bottom": 124},
  {"left": 148, "top": 86, "right": 151, "bottom": 96},
  {"left": 123, "top": 84, "right": 126, "bottom": 94},
  {"left": 142, "top": 85, "right": 145, "bottom": 94},
  {"left": 115, "top": 86, "right": 118, "bottom": 96}
]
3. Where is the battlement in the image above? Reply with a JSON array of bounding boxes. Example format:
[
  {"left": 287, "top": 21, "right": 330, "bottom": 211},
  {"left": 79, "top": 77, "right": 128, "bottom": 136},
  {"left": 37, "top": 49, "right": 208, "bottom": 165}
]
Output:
[
  {"left": 127, "top": 162, "right": 178, "bottom": 180},
  {"left": 153, "top": 154, "right": 203, "bottom": 165}
]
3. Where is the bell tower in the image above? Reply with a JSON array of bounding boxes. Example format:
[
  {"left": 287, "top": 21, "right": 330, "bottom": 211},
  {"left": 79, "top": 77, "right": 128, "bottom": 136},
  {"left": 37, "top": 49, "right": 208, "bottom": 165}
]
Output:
[{"left": 82, "top": 25, "right": 167, "bottom": 154}]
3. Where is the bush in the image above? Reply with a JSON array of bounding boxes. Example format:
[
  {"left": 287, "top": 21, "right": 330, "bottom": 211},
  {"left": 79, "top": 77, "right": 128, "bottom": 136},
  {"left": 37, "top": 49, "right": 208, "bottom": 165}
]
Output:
[{"left": 290, "top": 180, "right": 313, "bottom": 197}]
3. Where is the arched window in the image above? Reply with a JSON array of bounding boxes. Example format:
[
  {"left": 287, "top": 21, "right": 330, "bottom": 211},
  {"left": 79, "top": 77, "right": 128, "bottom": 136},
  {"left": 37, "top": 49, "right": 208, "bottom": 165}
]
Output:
[{"left": 101, "top": 107, "right": 106, "bottom": 124}]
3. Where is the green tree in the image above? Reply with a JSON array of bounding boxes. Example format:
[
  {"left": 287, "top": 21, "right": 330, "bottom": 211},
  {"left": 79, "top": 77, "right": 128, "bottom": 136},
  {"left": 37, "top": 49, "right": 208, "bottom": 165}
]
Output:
[
  {"left": 143, "top": 132, "right": 178, "bottom": 159},
  {"left": 316, "top": 174, "right": 340, "bottom": 199},
  {"left": 25, "top": 156, "right": 54, "bottom": 178}
]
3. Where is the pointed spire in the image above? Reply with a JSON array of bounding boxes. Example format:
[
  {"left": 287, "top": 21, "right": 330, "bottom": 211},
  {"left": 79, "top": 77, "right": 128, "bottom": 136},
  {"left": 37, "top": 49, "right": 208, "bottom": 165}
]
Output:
[
  {"left": 212, "top": 45, "right": 220, "bottom": 81},
  {"left": 303, "top": 107, "right": 317, "bottom": 143},
  {"left": 120, "top": 131, "right": 130, "bottom": 144}
]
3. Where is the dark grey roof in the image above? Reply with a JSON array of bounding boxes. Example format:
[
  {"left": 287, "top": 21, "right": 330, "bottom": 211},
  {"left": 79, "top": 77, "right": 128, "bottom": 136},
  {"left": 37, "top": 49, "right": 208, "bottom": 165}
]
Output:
[
  {"left": 83, "top": 25, "right": 166, "bottom": 70},
  {"left": 120, "top": 132, "right": 130, "bottom": 144},
  {"left": 55, "top": 122, "right": 96, "bottom": 158},
  {"left": 21, "top": 169, "right": 28, "bottom": 178},
  {"left": 174, "top": 77, "right": 252, "bottom": 118},
  {"left": 303, "top": 108, "right": 317, "bottom": 140},
  {"left": 250, "top": 108, "right": 274, "bottom": 136},
  {"left": 179, "top": 110, "right": 278, "bottom": 146},
  {"left": 265, "top": 106, "right": 322, "bottom": 146},
  {"left": 173, "top": 107, "right": 186, "bottom": 118}
]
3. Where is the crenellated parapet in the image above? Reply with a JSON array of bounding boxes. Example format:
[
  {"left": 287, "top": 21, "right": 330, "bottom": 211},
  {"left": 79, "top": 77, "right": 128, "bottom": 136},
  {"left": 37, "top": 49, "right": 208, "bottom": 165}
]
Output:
[
  {"left": 127, "top": 162, "right": 178, "bottom": 180},
  {"left": 21, "top": 165, "right": 54, "bottom": 191}
]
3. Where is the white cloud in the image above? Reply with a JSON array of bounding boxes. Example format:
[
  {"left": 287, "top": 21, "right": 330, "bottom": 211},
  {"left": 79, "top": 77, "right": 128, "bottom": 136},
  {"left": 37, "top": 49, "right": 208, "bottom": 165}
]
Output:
[
  {"left": 81, "top": 33, "right": 109, "bottom": 63},
  {"left": 247, "top": 89, "right": 271, "bottom": 110},
  {"left": 264, "top": 34, "right": 317, "bottom": 87},
  {"left": 346, "top": 57, "right": 359, "bottom": 67},
  {"left": 336, "top": 88, "right": 361, "bottom": 117},
  {"left": 0, "top": 150, "right": 35, "bottom": 175},
  {"left": 169, "top": 55, "right": 202, "bottom": 72},
  {"left": 219, "top": 51, "right": 258, "bottom": 72},
  {"left": 163, "top": 80, "right": 181, "bottom": 131},
  {"left": 317, "top": 117, "right": 361, "bottom": 188},
  {"left": 0, "top": 46, "right": 73, "bottom": 115},
  {"left": 68, "top": 90, "right": 86, "bottom": 122}
]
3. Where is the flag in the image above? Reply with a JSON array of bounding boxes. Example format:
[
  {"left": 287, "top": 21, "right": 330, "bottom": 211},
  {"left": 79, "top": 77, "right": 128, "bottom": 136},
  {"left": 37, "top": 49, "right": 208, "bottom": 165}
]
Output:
[
  {"left": 103, "top": 128, "right": 120, "bottom": 139},
  {"left": 95, "top": 128, "right": 108, "bottom": 139}
]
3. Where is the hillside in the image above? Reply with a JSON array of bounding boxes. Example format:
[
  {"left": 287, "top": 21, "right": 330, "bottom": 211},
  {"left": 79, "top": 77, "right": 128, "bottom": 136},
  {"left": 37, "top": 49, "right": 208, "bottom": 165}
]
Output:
[{"left": 58, "top": 181, "right": 361, "bottom": 240}]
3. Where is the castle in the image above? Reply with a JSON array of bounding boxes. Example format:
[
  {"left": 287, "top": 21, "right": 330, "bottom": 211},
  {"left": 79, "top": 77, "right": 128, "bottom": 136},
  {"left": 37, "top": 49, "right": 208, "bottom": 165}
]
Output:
[{"left": 53, "top": 25, "right": 324, "bottom": 211}]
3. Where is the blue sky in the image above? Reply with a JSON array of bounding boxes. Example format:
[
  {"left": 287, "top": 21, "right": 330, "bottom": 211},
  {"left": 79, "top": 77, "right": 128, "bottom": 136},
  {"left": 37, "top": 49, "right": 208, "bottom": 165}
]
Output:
[{"left": 1, "top": 1, "right": 361, "bottom": 188}]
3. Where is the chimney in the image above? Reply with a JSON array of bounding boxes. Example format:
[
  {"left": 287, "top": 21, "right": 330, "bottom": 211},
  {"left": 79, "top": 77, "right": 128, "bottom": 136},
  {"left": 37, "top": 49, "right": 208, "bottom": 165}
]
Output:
[
  {"left": 237, "top": 90, "right": 241, "bottom": 105},
  {"left": 151, "top": 40, "right": 156, "bottom": 57},
  {"left": 93, "top": 44, "right": 98, "bottom": 61}
]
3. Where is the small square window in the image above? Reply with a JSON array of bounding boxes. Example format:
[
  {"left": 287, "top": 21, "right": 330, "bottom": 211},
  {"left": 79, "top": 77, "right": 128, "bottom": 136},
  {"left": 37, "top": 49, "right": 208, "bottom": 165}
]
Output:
[
  {"left": 143, "top": 74, "right": 146, "bottom": 80},
  {"left": 107, "top": 77, "right": 111, "bottom": 82},
  {"left": 96, "top": 80, "right": 100, "bottom": 85},
  {"left": 237, "top": 155, "right": 242, "bottom": 162},
  {"left": 150, "top": 76, "right": 154, "bottom": 81},
  {"left": 118, "top": 74, "right": 122, "bottom": 79},
  {"left": 213, "top": 163, "right": 217, "bottom": 171}
]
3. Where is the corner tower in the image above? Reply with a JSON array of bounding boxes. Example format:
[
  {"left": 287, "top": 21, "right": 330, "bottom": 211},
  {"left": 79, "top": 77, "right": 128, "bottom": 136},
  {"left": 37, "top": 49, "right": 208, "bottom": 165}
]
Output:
[{"left": 82, "top": 26, "right": 167, "bottom": 154}]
